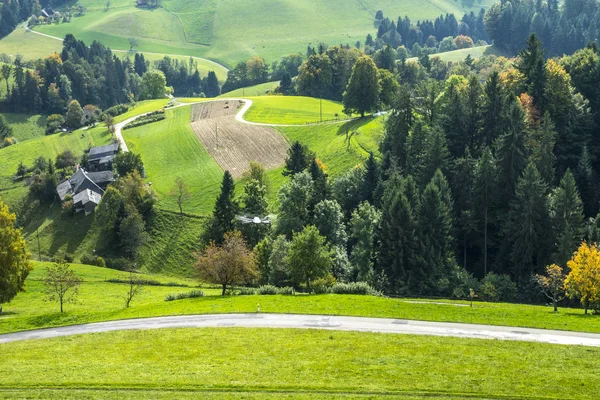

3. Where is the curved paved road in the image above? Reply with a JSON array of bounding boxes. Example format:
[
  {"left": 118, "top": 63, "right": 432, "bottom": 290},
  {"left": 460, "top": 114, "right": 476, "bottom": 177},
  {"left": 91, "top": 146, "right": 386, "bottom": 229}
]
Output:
[{"left": 2, "top": 314, "right": 600, "bottom": 346}]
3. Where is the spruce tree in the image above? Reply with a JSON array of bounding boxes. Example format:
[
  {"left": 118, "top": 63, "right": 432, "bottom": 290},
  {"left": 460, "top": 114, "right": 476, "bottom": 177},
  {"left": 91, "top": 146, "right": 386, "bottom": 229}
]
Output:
[
  {"left": 576, "top": 145, "right": 598, "bottom": 217},
  {"left": 308, "top": 158, "right": 330, "bottom": 208},
  {"left": 550, "top": 169, "right": 584, "bottom": 266},
  {"left": 530, "top": 114, "right": 557, "bottom": 185},
  {"left": 350, "top": 201, "right": 381, "bottom": 282},
  {"left": 495, "top": 100, "right": 527, "bottom": 206},
  {"left": 211, "top": 171, "right": 239, "bottom": 244},
  {"left": 418, "top": 128, "right": 450, "bottom": 188},
  {"left": 453, "top": 154, "right": 477, "bottom": 271},
  {"left": 465, "top": 75, "right": 483, "bottom": 153},
  {"left": 507, "top": 163, "right": 551, "bottom": 279},
  {"left": 283, "top": 141, "right": 313, "bottom": 177},
  {"left": 516, "top": 33, "right": 547, "bottom": 112},
  {"left": 474, "top": 148, "right": 497, "bottom": 276},
  {"left": 361, "top": 153, "right": 381, "bottom": 204},
  {"left": 417, "top": 176, "right": 455, "bottom": 294}
]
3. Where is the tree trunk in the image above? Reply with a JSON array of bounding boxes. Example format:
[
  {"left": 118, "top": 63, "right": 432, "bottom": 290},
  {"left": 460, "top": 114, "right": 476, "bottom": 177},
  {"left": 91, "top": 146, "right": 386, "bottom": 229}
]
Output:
[
  {"left": 553, "top": 300, "right": 558, "bottom": 313},
  {"left": 60, "top": 299, "right": 63, "bottom": 313},
  {"left": 306, "top": 278, "right": 311, "bottom": 294},
  {"left": 484, "top": 206, "right": 488, "bottom": 277},
  {"left": 222, "top": 284, "right": 227, "bottom": 296}
]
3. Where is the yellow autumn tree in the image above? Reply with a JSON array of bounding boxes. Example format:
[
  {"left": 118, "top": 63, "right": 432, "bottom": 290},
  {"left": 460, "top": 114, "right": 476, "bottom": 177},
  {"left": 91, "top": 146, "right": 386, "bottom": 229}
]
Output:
[
  {"left": 0, "top": 201, "right": 33, "bottom": 312},
  {"left": 565, "top": 242, "right": 600, "bottom": 314}
]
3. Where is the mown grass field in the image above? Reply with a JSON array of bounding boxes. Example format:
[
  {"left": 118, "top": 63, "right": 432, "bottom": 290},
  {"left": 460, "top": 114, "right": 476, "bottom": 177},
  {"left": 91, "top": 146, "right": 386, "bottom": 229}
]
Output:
[
  {"left": 243, "top": 96, "right": 349, "bottom": 125},
  {"left": 18, "top": 0, "right": 497, "bottom": 67},
  {"left": 218, "top": 81, "right": 281, "bottom": 98},
  {"left": 1, "top": 328, "right": 598, "bottom": 399},
  {"left": 1, "top": 113, "right": 46, "bottom": 142},
  {"left": 0, "top": 27, "right": 62, "bottom": 62},
  {"left": 2, "top": 262, "right": 600, "bottom": 336},
  {"left": 408, "top": 44, "right": 508, "bottom": 64}
]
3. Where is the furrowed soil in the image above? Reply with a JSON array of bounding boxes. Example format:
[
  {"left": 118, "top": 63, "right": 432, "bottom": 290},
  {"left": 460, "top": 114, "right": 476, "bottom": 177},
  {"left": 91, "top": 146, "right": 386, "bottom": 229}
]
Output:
[{"left": 190, "top": 101, "right": 289, "bottom": 177}]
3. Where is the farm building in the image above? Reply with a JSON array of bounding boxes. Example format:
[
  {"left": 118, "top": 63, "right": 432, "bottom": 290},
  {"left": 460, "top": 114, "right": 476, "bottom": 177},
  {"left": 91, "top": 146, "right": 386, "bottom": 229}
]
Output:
[
  {"left": 87, "top": 143, "right": 120, "bottom": 172},
  {"left": 56, "top": 168, "right": 114, "bottom": 215}
]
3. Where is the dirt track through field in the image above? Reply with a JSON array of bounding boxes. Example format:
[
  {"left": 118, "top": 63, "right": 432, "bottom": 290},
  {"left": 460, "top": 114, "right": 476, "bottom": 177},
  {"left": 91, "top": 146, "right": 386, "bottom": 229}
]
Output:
[{"left": 190, "top": 101, "right": 289, "bottom": 178}]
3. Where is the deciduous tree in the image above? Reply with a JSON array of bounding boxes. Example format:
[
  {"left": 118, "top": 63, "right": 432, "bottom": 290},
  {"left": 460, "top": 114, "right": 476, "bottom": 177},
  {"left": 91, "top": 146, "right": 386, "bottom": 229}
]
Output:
[
  {"left": 565, "top": 242, "right": 600, "bottom": 314},
  {"left": 343, "top": 56, "right": 380, "bottom": 117},
  {"left": 195, "top": 231, "right": 256, "bottom": 296},
  {"left": 43, "top": 259, "right": 82, "bottom": 313},
  {"left": 171, "top": 177, "right": 190, "bottom": 215},
  {"left": 287, "top": 225, "right": 332, "bottom": 292},
  {"left": 534, "top": 264, "right": 566, "bottom": 312},
  {"left": 0, "top": 202, "right": 32, "bottom": 313}
]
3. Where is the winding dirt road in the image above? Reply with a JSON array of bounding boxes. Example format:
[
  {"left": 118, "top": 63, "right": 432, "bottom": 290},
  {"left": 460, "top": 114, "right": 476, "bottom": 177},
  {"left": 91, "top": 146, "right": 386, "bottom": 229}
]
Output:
[{"left": 1, "top": 314, "right": 600, "bottom": 346}]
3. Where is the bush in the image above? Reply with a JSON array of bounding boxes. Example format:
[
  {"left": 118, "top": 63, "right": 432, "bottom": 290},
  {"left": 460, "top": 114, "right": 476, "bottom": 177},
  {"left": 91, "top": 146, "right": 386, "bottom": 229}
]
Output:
[
  {"left": 257, "top": 285, "right": 279, "bottom": 295},
  {"left": 165, "top": 290, "right": 205, "bottom": 302},
  {"left": 312, "top": 274, "right": 336, "bottom": 294},
  {"left": 55, "top": 252, "right": 74, "bottom": 263},
  {"left": 278, "top": 286, "right": 295, "bottom": 295},
  {"left": 107, "top": 278, "right": 189, "bottom": 287},
  {"left": 105, "top": 257, "right": 134, "bottom": 271},
  {"left": 237, "top": 287, "right": 257, "bottom": 295},
  {"left": 331, "top": 282, "right": 381, "bottom": 296},
  {"left": 122, "top": 110, "right": 165, "bottom": 130},
  {"left": 480, "top": 273, "right": 518, "bottom": 302},
  {"left": 103, "top": 104, "right": 130, "bottom": 118},
  {"left": 80, "top": 253, "right": 106, "bottom": 268}
]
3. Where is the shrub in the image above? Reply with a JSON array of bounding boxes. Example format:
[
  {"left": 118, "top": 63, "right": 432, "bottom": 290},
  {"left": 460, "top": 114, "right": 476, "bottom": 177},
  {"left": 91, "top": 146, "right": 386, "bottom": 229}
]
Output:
[
  {"left": 55, "top": 252, "right": 74, "bottom": 263},
  {"left": 103, "top": 104, "right": 130, "bottom": 117},
  {"left": 480, "top": 273, "right": 518, "bottom": 302},
  {"left": 106, "top": 278, "right": 189, "bottom": 287},
  {"left": 278, "top": 286, "right": 295, "bottom": 295},
  {"left": 312, "top": 274, "right": 337, "bottom": 294},
  {"left": 331, "top": 282, "right": 381, "bottom": 296},
  {"left": 165, "top": 290, "right": 205, "bottom": 302},
  {"left": 257, "top": 285, "right": 279, "bottom": 295},
  {"left": 123, "top": 110, "right": 165, "bottom": 130},
  {"left": 238, "top": 287, "right": 257, "bottom": 295},
  {"left": 80, "top": 253, "right": 106, "bottom": 268},
  {"left": 105, "top": 257, "right": 134, "bottom": 271}
]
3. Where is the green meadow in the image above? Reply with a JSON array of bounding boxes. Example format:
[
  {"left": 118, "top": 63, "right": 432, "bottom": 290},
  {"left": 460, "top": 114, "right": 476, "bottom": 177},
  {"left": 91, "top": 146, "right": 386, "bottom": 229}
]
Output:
[
  {"left": 2, "top": 113, "right": 46, "bottom": 142},
  {"left": 219, "top": 81, "right": 281, "bottom": 98},
  {"left": 2, "top": 262, "right": 600, "bottom": 336},
  {"left": 242, "top": 96, "right": 349, "bottom": 125},
  {"left": 0, "top": 328, "right": 598, "bottom": 399},
  {"left": 24, "top": 0, "right": 496, "bottom": 67}
]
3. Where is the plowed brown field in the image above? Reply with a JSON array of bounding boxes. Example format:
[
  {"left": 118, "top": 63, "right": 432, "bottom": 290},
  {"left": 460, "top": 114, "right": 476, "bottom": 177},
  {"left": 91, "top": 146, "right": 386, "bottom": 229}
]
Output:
[{"left": 190, "top": 101, "right": 289, "bottom": 178}]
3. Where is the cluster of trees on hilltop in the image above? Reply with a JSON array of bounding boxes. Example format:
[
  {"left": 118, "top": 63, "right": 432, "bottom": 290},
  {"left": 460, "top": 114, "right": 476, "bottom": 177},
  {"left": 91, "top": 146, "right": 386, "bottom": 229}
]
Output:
[
  {"left": 197, "top": 35, "right": 600, "bottom": 303},
  {"left": 366, "top": 11, "right": 488, "bottom": 56},
  {"left": 0, "top": 35, "right": 183, "bottom": 115},
  {"left": 151, "top": 55, "right": 220, "bottom": 98},
  {"left": 485, "top": 0, "right": 600, "bottom": 55}
]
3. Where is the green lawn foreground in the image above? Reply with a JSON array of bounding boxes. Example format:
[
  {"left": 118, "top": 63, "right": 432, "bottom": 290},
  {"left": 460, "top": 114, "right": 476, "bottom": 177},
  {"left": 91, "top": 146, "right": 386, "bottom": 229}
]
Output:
[
  {"left": 0, "top": 328, "right": 598, "bottom": 399},
  {"left": 2, "top": 262, "right": 600, "bottom": 336}
]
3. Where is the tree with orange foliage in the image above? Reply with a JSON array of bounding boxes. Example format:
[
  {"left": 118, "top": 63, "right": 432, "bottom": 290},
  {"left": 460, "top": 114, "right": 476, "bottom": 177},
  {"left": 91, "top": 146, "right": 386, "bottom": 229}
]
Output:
[
  {"left": 195, "top": 231, "right": 257, "bottom": 296},
  {"left": 534, "top": 264, "right": 566, "bottom": 312},
  {"left": 565, "top": 242, "right": 600, "bottom": 314}
]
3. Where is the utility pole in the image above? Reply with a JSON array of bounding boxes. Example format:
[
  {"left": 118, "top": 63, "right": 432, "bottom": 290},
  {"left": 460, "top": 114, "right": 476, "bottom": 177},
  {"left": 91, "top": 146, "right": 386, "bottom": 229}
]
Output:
[{"left": 320, "top": 97, "right": 323, "bottom": 123}]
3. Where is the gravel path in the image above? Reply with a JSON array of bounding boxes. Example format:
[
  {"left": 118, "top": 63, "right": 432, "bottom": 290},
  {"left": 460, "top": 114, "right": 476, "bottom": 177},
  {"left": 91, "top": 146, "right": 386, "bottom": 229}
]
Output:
[{"left": 2, "top": 313, "right": 600, "bottom": 346}]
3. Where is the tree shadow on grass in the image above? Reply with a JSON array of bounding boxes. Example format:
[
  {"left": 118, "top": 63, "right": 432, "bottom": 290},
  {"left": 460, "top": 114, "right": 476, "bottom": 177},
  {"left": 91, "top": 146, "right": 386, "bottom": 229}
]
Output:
[{"left": 336, "top": 116, "right": 376, "bottom": 151}]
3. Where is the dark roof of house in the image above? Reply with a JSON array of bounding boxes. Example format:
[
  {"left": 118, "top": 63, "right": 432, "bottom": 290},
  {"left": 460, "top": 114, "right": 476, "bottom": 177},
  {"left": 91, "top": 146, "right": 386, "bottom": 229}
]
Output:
[
  {"left": 89, "top": 143, "right": 119, "bottom": 159},
  {"left": 87, "top": 171, "right": 115, "bottom": 185},
  {"left": 56, "top": 180, "right": 73, "bottom": 201},
  {"left": 69, "top": 169, "right": 105, "bottom": 195}
]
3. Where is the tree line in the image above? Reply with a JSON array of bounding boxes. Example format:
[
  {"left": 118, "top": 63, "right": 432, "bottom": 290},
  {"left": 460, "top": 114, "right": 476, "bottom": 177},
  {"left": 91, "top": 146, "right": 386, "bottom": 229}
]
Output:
[{"left": 485, "top": 0, "right": 600, "bottom": 56}]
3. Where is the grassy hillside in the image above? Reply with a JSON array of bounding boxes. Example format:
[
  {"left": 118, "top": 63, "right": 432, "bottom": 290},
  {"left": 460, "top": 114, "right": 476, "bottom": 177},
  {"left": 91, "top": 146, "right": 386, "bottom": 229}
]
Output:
[
  {"left": 0, "top": 126, "right": 112, "bottom": 208},
  {"left": 1, "top": 113, "right": 46, "bottom": 142},
  {"left": 243, "top": 96, "right": 349, "bottom": 125},
  {"left": 1, "top": 328, "right": 598, "bottom": 399},
  {"left": 0, "top": 27, "right": 63, "bottom": 62},
  {"left": 2, "top": 261, "right": 600, "bottom": 336},
  {"left": 20, "top": 0, "right": 496, "bottom": 67},
  {"left": 219, "top": 81, "right": 281, "bottom": 98},
  {"left": 408, "top": 44, "right": 508, "bottom": 64}
]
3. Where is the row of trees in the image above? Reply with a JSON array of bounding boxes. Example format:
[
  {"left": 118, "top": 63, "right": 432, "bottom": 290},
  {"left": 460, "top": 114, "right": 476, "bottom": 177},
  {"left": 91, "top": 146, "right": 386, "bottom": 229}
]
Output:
[
  {"left": 0, "top": 36, "right": 174, "bottom": 114},
  {"left": 485, "top": 0, "right": 600, "bottom": 55},
  {"left": 368, "top": 10, "right": 488, "bottom": 55}
]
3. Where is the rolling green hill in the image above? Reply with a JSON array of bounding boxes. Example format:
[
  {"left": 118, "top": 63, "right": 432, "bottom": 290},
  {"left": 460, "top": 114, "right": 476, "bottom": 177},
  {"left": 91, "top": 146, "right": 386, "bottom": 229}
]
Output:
[{"left": 17, "top": 0, "right": 496, "bottom": 67}]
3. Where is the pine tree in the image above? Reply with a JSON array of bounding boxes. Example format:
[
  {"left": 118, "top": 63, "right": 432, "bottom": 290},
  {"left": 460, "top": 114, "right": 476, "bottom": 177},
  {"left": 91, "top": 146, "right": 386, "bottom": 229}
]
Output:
[
  {"left": 507, "top": 163, "right": 551, "bottom": 279},
  {"left": 418, "top": 128, "right": 450, "bottom": 188},
  {"left": 350, "top": 201, "right": 381, "bottom": 282},
  {"left": 343, "top": 56, "right": 380, "bottom": 117},
  {"left": 308, "top": 158, "right": 330, "bottom": 208},
  {"left": 211, "top": 171, "right": 239, "bottom": 244},
  {"left": 277, "top": 171, "right": 314, "bottom": 238},
  {"left": 576, "top": 145, "right": 598, "bottom": 217},
  {"left": 417, "top": 175, "right": 455, "bottom": 294},
  {"left": 495, "top": 100, "right": 527, "bottom": 206},
  {"left": 204, "top": 71, "right": 221, "bottom": 97},
  {"left": 378, "top": 174, "right": 419, "bottom": 293},
  {"left": 550, "top": 169, "right": 584, "bottom": 266},
  {"left": 474, "top": 148, "right": 497, "bottom": 276},
  {"left": 441, "top": 78, "right": 467, "bottom": 157},
  {"left": 465, "top": 75, "right": 483, "bottom": 153},
  {"left": 530, "top": 114, "right": 557, "bottom": 185},
  {"left": 361, "top": 153, "right": 380, "bottom": 204},
  {"left": 283, "top": 141, "right": 313, "bottom": 177},
  {"left": 453, "top": 153, "right": 477, "bottom": 271},
  {"left": 516, "top": 33, "right": 547, "bottom": 112}
]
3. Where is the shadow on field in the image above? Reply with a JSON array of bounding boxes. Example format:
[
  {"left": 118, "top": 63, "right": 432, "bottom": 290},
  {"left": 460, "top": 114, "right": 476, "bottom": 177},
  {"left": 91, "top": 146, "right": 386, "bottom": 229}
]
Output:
[{"left": 337, "top": 116, "right": 375, "bottom": 150}]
